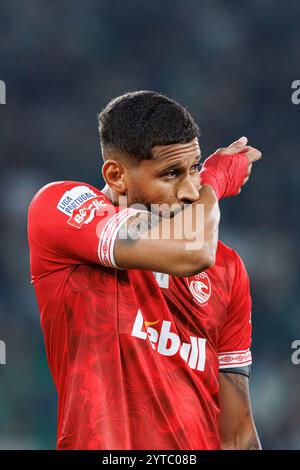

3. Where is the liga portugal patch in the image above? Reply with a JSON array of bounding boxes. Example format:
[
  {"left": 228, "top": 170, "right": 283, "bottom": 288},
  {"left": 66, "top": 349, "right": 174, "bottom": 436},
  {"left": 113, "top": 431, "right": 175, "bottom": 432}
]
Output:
[{"left": 56, "top": 185, "right": 108, "bottom": 229}]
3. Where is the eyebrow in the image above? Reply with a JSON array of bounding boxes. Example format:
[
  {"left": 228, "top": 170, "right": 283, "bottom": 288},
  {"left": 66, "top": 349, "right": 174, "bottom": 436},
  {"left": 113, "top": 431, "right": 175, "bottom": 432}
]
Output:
[{"left": 158, "top": 155, "right": 201, "bottom": 172}]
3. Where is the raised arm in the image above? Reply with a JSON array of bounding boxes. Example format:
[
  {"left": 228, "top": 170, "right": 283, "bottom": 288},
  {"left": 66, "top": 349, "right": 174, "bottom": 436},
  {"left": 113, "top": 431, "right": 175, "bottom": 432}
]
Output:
[
  {"left": 114, "top": 139, "right": 261, "bottom": 277},
  {"left": 28, "top": 140, "right": 261, "bottom": 280},
  {"left": 115, "top": 184, "right": 219, "bottom": 277}
]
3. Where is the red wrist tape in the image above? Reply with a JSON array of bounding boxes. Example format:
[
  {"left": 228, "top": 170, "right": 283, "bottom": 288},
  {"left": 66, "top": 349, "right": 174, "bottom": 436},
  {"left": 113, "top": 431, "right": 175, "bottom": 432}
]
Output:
[{"left": 200, "top": 151, "right": 249, "bottom": 200}]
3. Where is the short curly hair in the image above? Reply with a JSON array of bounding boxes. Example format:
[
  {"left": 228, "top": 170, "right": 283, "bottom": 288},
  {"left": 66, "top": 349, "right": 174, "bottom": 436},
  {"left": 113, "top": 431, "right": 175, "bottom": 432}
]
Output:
[{"left": 98, "top": 90, "right": 200, "bottom": 160}]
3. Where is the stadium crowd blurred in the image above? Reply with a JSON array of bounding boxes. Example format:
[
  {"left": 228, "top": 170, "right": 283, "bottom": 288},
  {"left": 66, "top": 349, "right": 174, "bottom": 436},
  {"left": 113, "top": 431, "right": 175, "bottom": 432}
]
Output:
[{"left": 0, "top": 0, "right": 300, "bottom": 449}]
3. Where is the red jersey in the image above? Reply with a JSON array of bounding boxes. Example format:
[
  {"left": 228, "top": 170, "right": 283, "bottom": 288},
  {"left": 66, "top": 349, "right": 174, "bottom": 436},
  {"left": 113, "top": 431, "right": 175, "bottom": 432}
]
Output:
[{"left": 27, "top": 181, "right": 252, "bottom": 450}]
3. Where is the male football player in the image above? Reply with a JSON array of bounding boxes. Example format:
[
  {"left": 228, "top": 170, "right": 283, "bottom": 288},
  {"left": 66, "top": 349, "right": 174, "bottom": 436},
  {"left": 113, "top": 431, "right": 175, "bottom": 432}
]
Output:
[{"left": 28, "top": 91, "right": 261, "bottom": 449}]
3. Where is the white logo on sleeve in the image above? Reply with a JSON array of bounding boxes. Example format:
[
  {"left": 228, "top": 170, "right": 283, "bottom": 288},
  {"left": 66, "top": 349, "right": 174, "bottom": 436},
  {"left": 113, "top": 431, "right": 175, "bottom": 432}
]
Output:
[
  {"left": 188, "top": 272, "right": 211, "bottom": 305},
  {"left": 131, "top": 310, "right": 206, "bottom": 371},
  {"left": 57, "top": 185, "right": 107, "bottom": 228}
]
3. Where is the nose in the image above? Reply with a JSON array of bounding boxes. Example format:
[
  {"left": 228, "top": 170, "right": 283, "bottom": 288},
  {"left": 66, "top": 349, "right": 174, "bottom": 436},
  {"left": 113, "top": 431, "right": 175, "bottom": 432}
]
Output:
[{"left": 177, "top": 177, "right": 199, "bottom": 203}]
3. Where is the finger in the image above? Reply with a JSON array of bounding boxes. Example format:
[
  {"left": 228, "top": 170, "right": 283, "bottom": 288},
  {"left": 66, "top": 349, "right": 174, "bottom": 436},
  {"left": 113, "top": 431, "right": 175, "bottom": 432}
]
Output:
[
  {"left": 228, "top": 136, "right": 248, "bottom": 148},
  {"left": 220, "top": 137, "right": 249, "bottom": 155},
  {"left": 245, "top": 149, "right": 262, "bottom": 163}
]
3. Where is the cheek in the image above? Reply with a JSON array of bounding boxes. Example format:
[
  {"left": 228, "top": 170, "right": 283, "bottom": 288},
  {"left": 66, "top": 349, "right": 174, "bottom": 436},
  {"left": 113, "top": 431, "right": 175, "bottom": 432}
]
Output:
[
  {"left": 146, "top": 178, "right": 173, "bottom": 196},
  {"left": 192, "top": 172, "right": 201, "bottom": 189},
  {"left": 127, "top": 174, "right": 177, "bottom": 205},
  {"left": 126, "top": 178, "right": 152, "bottom": 206}
]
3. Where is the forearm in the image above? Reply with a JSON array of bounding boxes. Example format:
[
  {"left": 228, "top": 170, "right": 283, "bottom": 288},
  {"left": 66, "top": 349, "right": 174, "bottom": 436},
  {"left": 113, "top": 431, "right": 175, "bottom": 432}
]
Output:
[
  {"left": 115, "top": 184, "right": 220, "bottom": 276},
  {"left": 197, "top": 184, "right": 220, "bottom": 264},
  {"left": 159, "top": 184, "right": 219, "bottom": 274},
  {"left": 221, "top": 425, "right": 262, "bottom": 450},
  {"left": 219, "top": 373, "right": 262, "bottom": 451}
]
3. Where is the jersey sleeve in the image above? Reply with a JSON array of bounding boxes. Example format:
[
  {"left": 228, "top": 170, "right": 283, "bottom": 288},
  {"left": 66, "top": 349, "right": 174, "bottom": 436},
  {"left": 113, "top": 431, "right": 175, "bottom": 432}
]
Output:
[
  {"left": 218, "top": 252, "right": 252, "bottom": 377},
  {"left": 28, "top": 181, "right": 141, "bottom": 280}
]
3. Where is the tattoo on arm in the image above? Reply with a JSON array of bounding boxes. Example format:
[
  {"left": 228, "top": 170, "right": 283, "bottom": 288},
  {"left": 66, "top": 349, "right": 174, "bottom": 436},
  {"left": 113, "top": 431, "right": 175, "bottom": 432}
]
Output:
[{"left": 117, "top": 211, "right": 161, "bottom": 244}]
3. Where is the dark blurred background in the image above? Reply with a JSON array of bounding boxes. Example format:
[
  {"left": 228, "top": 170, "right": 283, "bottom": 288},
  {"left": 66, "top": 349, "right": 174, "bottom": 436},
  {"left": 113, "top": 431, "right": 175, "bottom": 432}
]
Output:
[{"left": 0, "top": 0, "right": 300, "bottom": 449}]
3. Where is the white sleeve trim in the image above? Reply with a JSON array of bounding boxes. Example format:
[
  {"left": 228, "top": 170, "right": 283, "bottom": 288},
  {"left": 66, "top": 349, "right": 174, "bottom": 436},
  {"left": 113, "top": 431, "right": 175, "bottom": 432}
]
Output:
[
  {"left": 98, "top": 208, "right": 147, "bottom": 268},
  {"left": 218, "top": 348, "right": 252, "bottom": 369}
]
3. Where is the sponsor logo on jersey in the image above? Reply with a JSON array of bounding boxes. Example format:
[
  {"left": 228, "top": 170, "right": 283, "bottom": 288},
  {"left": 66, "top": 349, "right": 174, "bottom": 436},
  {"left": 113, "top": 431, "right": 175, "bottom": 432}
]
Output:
[
  {"left": 57, "top": 185, "right": 107, "bottom": 228},
  {"left": 188, "top": 272, "right": 211, "bottom": 305},
  {"left": 131, "top": 310, "right": 206, "bottom": 371}
]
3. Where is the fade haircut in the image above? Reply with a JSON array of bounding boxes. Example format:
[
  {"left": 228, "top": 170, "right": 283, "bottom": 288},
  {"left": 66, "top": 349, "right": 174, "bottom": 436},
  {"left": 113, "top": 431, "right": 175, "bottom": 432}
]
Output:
[{"left": 98, "top": 91, "right": 200, "bottom": 161}]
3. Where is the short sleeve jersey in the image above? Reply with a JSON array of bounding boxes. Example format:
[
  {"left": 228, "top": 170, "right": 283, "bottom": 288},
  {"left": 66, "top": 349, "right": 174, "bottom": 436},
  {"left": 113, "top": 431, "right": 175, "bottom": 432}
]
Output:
[{"left": 28, "top": 180, "right": 252, "bottom": 450}]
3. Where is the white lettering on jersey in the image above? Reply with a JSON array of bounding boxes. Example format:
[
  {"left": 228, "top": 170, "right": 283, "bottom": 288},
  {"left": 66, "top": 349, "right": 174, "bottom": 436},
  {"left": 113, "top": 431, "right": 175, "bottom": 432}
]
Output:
[
  {"left": 131, "top": 310, "right": 206, "bottom": 371},
  {"left": 57, "top": 186, "right": 98, "bottom": 215},
  {"left": 56, "top": 185, "right": 107, "bottom": 229}
]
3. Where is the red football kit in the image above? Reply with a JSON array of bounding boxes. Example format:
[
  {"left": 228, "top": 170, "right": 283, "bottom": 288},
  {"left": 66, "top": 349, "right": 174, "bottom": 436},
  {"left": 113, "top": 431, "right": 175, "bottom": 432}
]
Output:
[{"left": 27, "top": 181, "right": 252, "bottom": 450}]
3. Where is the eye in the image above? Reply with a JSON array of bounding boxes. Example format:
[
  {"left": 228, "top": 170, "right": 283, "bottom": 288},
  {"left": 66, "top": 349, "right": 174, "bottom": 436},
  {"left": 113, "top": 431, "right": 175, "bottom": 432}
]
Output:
[
  {"left": 163, "top": 168, "right": 179, "bottom": 179},
  {"left": 191, "top": 161, "right": 202, "bottom": 172}
]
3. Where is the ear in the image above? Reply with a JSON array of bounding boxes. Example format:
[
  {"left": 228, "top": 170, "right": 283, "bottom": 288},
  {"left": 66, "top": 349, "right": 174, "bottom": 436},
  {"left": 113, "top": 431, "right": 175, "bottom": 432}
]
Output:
[{"left": 102, "top": 160, "right": 127, "bottom": 195}]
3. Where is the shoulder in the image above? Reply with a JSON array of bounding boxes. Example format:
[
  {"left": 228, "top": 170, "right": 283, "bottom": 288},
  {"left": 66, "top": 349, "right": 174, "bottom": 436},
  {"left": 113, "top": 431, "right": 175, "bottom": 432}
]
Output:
[
  {"left": 27, "top": 181, "right": 113, "bottom": 237},
  {"left": 28, "top": 181, "right": 111, "bottom": 217},
  {"left": 216, "top": 241, "right": 249, "bottom": 294},
  {"left": 216, "top": 240, "right": 249, "bottom": 282},
  {"left": 29, "top": 181, "right": 106, "bottom": 208},
  {"left": 217, "top": 240, "right": 245, "bottom": 265}
]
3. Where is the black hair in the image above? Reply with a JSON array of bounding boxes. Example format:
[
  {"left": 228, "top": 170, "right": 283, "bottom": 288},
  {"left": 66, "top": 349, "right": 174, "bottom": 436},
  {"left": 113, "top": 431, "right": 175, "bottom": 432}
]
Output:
[{"left": 98, "top": 90, "right": 200, "bottom": 160}]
